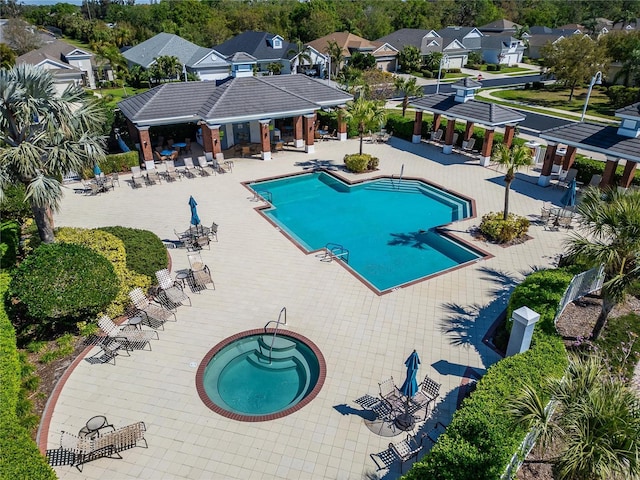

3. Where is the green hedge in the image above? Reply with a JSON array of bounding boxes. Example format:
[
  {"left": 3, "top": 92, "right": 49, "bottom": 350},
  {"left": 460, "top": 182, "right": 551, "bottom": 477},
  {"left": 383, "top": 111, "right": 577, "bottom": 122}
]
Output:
[
  {"left": 343, "top": 153, "right": 379, "bottom": 173},
  {"left": 572, "top": 155, "right": 640, "bottom": 186},
  {"left": 0, "top": 273, "right": 56, "bottom": 480},
  {"left": 81, "top": 150, "right": 139, "bottom": 179},
  {"left": 386, "top": 112, "right": 430, "bottom": 141},
  {"left": 405, "top": 269, "right": 570, "bottom": 480},
  {"left": 0, "top": 221, "right": 20, "bottom": 270},
  {"left": 99, "top": 226, "right": 168, "bottom": 281},
  {"left": 7, "top": 243, "right": 119, "bottom": 336}
]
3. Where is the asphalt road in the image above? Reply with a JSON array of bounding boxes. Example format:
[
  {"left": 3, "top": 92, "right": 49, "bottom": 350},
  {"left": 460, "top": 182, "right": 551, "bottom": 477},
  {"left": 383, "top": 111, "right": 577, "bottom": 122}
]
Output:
[{"left": 421, "top": 74, "right": 574, "bottom": 135}]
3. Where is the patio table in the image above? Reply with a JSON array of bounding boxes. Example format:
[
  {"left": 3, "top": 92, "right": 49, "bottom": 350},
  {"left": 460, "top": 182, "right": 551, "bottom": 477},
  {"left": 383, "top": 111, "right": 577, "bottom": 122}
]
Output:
[
  {"left": 160, "top": 149, "right": 175, "bottom": 156},
  {"left": 173, "top": 142, "right": 187, "bottom": 153}
]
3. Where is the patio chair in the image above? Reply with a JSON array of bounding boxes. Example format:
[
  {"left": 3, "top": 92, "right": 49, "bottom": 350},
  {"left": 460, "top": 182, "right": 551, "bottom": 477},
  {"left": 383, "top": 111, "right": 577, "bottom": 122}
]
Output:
[
  {"left": 462, "top": 138, "right": 475, "bottom": 152},
  {"left": 389, "top": 433, "right": 427, "bottom": 473},
  {"left": 129, "top": 287, "right": 177, "bottom": 328},
  {"left": 430, "top": 129, "right": 443, "bottom": 143},
  {"left": 181, "top": 157, "right": 198, "bottom": 178},
  {"left": 554, "top": 168, "right": 577, "bottom": 189},
  {"left": 155, "top": 269, "right": 191, "bottom": 308},
  {"left": 540, "top": 206, "right": 553, "bottom": 229},
  {"left": 208, "top": 222, "right": 218, "bottom": 242},
  {"left": 588, "top": 173, "right": 602, "bottom": 187},
  {"left": 130, "top": 166, "right": 145, "bottom": 188},
  {"left": 450, "top": 132, "right": 459, "bottom": 147},
  {"left": 187, "top": 252, "right": 215, "bottom": 292},
  {"left": 163, "top": 160, "right": 181, "bottom": 182},
  {"left": 174, "top": 229, "right": 195, "bottom": 249},
  {"left": 409, "top": 375, "right": 441, "bottom": 418},
  {"left": 109, "top": 172, "right": 120, "bottom": 188},
  {"left": 97, "top": 315, "right": 158, "bottom": 351},
  {"left": 378, "top": 377, "right": 404, "bottom": 411}
]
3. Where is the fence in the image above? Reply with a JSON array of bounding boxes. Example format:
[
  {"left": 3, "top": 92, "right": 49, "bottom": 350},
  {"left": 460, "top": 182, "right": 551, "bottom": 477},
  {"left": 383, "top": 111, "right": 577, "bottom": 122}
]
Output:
[{"left": 554, "top": 264, "right": 605, "bottom": 326}]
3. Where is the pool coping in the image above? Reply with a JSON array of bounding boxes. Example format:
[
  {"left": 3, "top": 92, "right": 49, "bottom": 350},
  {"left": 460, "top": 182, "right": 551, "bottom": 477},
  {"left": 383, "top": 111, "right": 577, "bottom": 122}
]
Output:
[
  {"left": 242, "top": 168, "right": 494, "bottom": 296},
  {"left": 195, "top": 328, "right": 327, "bottom": 422}
]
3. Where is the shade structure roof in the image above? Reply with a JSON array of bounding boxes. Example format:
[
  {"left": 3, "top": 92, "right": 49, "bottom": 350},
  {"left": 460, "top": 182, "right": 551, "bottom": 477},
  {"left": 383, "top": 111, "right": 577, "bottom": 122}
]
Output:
[
  {"left": 540, "top": 122, "right": 640, "bottom": 163},
  {"left": 409, "top": 93, "right": 525, "bottom": 127},
  {"left": 118, "top": 75, "right": 353, "bottom": 127}
]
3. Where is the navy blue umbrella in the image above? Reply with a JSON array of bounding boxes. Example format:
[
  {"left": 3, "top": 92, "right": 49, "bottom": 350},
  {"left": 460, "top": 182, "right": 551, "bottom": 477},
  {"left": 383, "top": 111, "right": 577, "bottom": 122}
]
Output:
[
  {"left": 561, "top": 178, "right": 577, "bottom": 207},
  {"left": 400, "top": 350, "right": 420, "bottom": 398},
  {"left": 189, "top": 196, "right": 200, "bottom": 227}
]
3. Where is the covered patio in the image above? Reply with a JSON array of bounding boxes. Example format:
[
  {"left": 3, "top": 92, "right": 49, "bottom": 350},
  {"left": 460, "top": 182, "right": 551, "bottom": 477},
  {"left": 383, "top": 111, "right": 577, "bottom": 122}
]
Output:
[
  {"left": 537, "top": 102, "right": 640, "bottom": 188},
  {"left": 118, "top": 75, "right": 352, "bottom": 163},
  {"left": 409, "top": 78, "right": 525, "bottom": 166}
]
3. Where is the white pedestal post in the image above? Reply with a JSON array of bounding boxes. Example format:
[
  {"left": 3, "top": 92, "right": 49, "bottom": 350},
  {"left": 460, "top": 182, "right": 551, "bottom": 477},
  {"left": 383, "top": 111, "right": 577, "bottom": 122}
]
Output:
[{"left": 506, "top": 306, "right": 540, "bottom": 357}]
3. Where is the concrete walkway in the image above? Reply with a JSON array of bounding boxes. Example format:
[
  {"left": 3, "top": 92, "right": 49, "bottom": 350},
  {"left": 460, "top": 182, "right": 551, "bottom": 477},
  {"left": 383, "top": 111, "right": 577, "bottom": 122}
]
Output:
[{"left": 45, "top": 138, "right": 571, "bottom": 479}]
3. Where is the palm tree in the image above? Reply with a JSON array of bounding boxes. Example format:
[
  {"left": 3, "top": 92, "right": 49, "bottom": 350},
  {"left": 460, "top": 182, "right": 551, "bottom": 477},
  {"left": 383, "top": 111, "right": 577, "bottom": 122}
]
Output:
[
  {"left": 394, "top": 76, "right": 423, "bottom": 117},
  {"left": 490, "top": 143, "right": 532, "bottom": 220},
  {"left": 325, "top": 40, "right": 344, "bottom": 80},
  {"left": 0, "top": 65, "right": 106, "bottom": 243},
  {"left": 564, "top": 187, "right": 640, "bottom": 339},
  {"left": 343, "top": 98, "right": 386, "bottom": 155},
  {"left": 510, "top": 354, "right": 640, "bottom": 480}
]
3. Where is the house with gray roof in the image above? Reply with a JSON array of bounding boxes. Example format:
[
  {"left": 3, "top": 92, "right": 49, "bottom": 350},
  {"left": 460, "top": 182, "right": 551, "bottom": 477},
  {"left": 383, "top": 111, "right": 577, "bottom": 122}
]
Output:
[
  {"left": 478, "top": 19, "right": 520, "bottom": 34},
  {"left": 481, "top": 35, "right": 525, "bottom": 64},
  {"left": 376, "top": 29, "right": 469, "bottom": 69},
  {"left": 118, "top": 75, "right": 352, "bottom": 161},
  {"left": 122, "top": 32, "right": 230, "bottom": 81},
  {"left": 212, "top": 31, "right": 297, "bottom": 75}
]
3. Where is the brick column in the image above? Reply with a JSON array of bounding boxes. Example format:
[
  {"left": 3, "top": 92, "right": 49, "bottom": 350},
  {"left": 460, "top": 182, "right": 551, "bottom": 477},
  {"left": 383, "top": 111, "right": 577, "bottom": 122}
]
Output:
[
  {"left": 561, "top": 145, "right": 577, "bottom": 173},
  {"left": 412, "top": 110, "right": 423, "bottom": 144},
  {"left": 138, "top": 127, "right": 153, "bottom": 163},
  {"left": 259, "top": 120, "right": 272, "bottom": 161},
  {"left": 303, "top": 114, "right": 315, "bottom": 154},
  {"left": 503, "top": 124, "right": 516, "bottom": 148},
  {"left": 480, "top": 128, "right": 494, "bottom": 166},
  {"left": 337, "top": 108, "right": 347, "bottom": 141},
  {"left": 620, "top": 160, "right": 637, "bottom": 188},
  {"left": 537, "top": 142, "right": 557, "bottom": 187},
  {"left": 432, "top": 113, "right": 442, "bottom": 132},
  {"left": 601, "top": 157, "right": 619, "bottom": 188},
  {"left": 443, "top": 117, "right": 456, "bottom": 154},
  {"left": 464, "top": 121, "right": 474, "bottom": 141},
  {"left": 293, "top": 115, "right": 304, "bottom": 148},
  {"left": 126, "top": 119, "right": 140, "bottom": 144},
  {"left": 202, "top": 124, "right": 214, "bottom": 157}
]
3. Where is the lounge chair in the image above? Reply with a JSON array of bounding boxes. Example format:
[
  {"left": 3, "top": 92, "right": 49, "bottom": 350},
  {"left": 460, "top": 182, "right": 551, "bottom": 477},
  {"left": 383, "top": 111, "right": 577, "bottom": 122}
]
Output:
[
  {"left": 97, "top": 315, "right": 158, "bottom": 351},
  {"left": 130, "top": 166, "right": 145, "bottom": 188},
  {"left": 86, "top": 338, "right": 128, "bottom": 365},
  {"left": 59, "top": 421, "right": 147, "bottom": 472},
  {"left": 213, "top": 155, "right": 233, "bottom": 173},
  {"left": 187, "top": 252, "right": 215, "bottom": 292},
  {"left": 181, "top": 157, "right": 197, "bottom": 178},
  {"left": 164, "top": 160, "right": 181, "bottom": 182},
  {"left": 155, "top": 269, "right": 191, "bottom": 308},
  {"left": 128, "top": 287, "right": 177, "bottom": 329},
  {"left": 195, "top": 156, "right": 213, "bottom": 176}
]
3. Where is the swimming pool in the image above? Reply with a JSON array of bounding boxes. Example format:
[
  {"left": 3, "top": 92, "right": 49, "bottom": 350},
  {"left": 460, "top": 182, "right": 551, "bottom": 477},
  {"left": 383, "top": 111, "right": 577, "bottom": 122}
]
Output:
[{"left": 248, "top": 171, "right": 485, "bottom": 293}]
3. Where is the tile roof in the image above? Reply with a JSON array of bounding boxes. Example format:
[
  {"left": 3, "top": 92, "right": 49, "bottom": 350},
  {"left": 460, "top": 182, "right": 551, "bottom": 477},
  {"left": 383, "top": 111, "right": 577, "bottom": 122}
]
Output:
[
  {"left": 307, "top": 32, "right": 387, "bottom": 58},
  {"left": 16, "top": 39, "right": 92, "bottom": 68},
  {"left": 437, "top": 26, "right": 482, "bottom": 40},
  {"left": 213, "top": 31, "right": 296, "bottom": 62},
  {"left": 225, "top": 52, "right": 257, "bottom": 63},
  {"left": 118, "top": 76, "right": 353, "bottom": 126},
  {"left": 478, "top": 19, "right": 520, "bottom": 31},
  {"left": 123, "top": 33, "right": 212, "bottom": 69},
  {"left": 540, "top": 122, "right": 640, "bottom": 162},
  {"left": 376, "top": 29, "right": 430, "bottom": 51},
  {"left": 616, "top": 102, "right": 640, "bottom": 119},
  {"left": 409, "top": 93, "right": 525, "bottom": 126}
]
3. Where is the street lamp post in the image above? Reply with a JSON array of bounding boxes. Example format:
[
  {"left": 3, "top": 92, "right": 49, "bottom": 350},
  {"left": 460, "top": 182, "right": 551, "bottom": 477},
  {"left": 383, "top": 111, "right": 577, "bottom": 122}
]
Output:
[
  {"left": 581, "top": 71, "right": 603, "bottom": 122},
  {"left": 435, "top": 54, "right": 449, "bottom": 94}
]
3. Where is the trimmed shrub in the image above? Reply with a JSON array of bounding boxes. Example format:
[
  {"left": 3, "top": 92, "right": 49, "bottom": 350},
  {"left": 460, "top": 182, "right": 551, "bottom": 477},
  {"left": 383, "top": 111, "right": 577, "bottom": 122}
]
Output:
[
  {"left": 532, "top": 81, "right": 544, "bottom": 90},
  {"left": 572, "top": 155, "right": 640, "bottom": 186},
  {"left": 0, "top": 184, "right": 32, "bottom": 224},
  {"left": 0, "top": 273, "right": 56, "bottom": 480},
  {"left": 486, "top": 64, "right": 498, "bottom": 71},
  {"left": 0, "top": 221, "right": 20, "bottom": 270},
  {"left": 446, "top": 68, "right": 462, "bottom": 74},
  {"left": 421, "top": 69, "right": 434, "bottom": 78},
  {"left": 7, "top": 243, "right": 119, "bottom": 336},
  {"left": 81, "top": 150, "right": 139, "bottom": 179},
  {"left": 343, "top": 153, "right": 379, "bottom": 173},
  {"left": 99, "top": 226, "right": 167, "bottom": 280},
  {"left": 606, "top": 85, "right": 640, "bottom": 110},
  {"left": 56, "top": 227, "right": 152, "bottom": 318},
  {"left": 479, "top": 212, "right": 530, "bottom": 243}
]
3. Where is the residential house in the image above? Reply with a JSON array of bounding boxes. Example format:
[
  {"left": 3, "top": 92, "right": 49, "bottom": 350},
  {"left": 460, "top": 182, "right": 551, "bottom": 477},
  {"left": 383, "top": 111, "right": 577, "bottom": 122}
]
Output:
[
  {"left": 307, "top": 31, "right": 398, "bottom": 73},
  {"left": 15, "top": 39, "right": 99, "bottom": 94},
  {"left": 212, "top": 31, "right": 297, "bottom": 75},
  {"left": 526, "top": 26, "right": 583, "bottom": 59},
  {"left": 289, "top": 45, "right": 329, "bottom": 78},
  {"left": 122, "top": 32, "right": 230, "bottom": 81},
  {"left": 480, "top": 35, "right": 525, "bottom": 64},
  {"left": 478, "top": 19, "right": 520, "bottom": 34}
]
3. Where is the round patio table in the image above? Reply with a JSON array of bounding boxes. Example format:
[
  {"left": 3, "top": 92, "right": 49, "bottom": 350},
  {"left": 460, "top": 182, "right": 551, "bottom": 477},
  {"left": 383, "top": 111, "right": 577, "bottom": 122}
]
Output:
[{"left": 160, "top": 149, "right": 175, "bottom": 156}]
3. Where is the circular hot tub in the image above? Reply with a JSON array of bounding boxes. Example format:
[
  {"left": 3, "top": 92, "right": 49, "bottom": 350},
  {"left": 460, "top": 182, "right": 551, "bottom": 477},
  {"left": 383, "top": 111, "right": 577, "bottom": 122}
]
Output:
[{"left": 196, "top": 329, "right": 326, "bottom": 421}]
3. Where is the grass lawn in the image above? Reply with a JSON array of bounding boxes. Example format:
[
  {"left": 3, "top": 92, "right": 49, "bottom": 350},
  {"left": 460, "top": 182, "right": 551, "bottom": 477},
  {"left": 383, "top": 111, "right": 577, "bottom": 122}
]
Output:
[
  {"left": 92, "top": 86, "right": 149, "bottom": 108},
  {"left": 470, "top": 65, "right": 534, "bottom": 74},
  {"left": 490, "top": 85, "right": 617, "bottom": 119}
]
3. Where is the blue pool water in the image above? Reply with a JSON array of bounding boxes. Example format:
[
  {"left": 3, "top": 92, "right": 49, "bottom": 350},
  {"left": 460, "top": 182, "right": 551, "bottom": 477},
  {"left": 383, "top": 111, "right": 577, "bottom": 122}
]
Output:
[
  {"left": 249, "top": 172, "right": 484, "bottom": 292},
  {"left": 202, "top": 334, "right": 320, "bottom": 416}
]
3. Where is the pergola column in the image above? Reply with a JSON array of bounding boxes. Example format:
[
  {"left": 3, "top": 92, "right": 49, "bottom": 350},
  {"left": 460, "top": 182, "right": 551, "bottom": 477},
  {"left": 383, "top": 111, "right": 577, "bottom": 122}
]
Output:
[
  {"left": 303, "top": 114, "right": 315, "bottom": 154},
  {"left": 337, "top": 107, "right": 347, "bottom": 141},
  {"left": 201, "top": 124, "right": 222, "bottom": 158},
  {"left": 432, "top": 113, "right": 442, "bottom": 132},
  {"left": 443, "top": 117, "right": 456, "bottom": 154},
  {"left": 126, "top": 119, "right": 140, "bottom": 145},
  {"left": 601, "top": 157, "right": 619, "bottom": 188},
  {"left": 259, "top": 120, "right": 272, "bottom": 161},
  {"left": 560, "top": 145, "right": 577, "bottom": 175},
  {"left": 479, "top": 128, "right": 495, "bottom": 166},
  {"left": 537, "top": 142, "right": 557, "bottom": 187},
  {"left": 293, "top": 115, "right": 304, "bottom": 148},
  {"left": 138, "top": 127, "right": 153, "bottom": 163},
  {"left": 503, "top": 124, "right": 516, "bottom": 148},
  {"left": 412, "top": 110, "right": 423, "bottom": 144},
  {"left": 620, "top": 161, "right": 638, "bottom": 188},
  {"left": 462, "top": 121, "right": 474, "bottom": 149}
]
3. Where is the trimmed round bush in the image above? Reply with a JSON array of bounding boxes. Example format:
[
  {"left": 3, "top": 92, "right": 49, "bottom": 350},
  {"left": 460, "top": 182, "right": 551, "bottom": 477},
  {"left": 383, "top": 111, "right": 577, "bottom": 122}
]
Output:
[
  {"left": 99, "top": 226, "right": 167, "bottom": 280},
  {"left": 56, "top": 227, "right": 152, "bottom": 318},
  {"left": 479, "top": 212, "right": 530, "bottom": 243},
  {"left": 7, "top": 243, "right": 118, "bottom": 334},
  {"left": 344, "top": 153, "right": 379, "bottom": 173}
]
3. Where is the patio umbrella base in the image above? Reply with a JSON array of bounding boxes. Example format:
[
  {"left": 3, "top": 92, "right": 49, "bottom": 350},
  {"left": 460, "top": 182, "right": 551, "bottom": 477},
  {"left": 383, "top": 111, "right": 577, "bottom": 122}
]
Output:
[{"left": 395, "top": 413, "right": 416, "bottom": 431}]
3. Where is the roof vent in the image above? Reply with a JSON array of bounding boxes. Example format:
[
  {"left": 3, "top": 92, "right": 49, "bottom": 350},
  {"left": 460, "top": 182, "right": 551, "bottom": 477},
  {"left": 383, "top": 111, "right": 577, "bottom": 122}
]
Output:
[{"left": 452, "top": 78, "right": 481, "bottom": 103}]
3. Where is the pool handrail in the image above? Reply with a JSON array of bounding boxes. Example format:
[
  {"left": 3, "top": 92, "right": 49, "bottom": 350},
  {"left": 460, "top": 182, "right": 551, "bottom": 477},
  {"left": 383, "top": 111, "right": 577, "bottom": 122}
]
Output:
[{"left": 263, "top": 307, "right": 287, "bottom": 364}]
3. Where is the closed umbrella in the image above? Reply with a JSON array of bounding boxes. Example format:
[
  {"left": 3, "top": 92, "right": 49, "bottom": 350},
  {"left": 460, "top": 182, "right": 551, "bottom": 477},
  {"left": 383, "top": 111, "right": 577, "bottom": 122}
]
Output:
[
  {"left": 189, "top": 195, "right": 201, "bottom": 230},
  {"left": 93, "top": 164, "right": 102, "bottom": 176},
  {"left": 396, "top": 350, "right": 420, "bottom": 430},
  {"left": 561, "top": 178, "right": 577, "bottom": 207}
]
